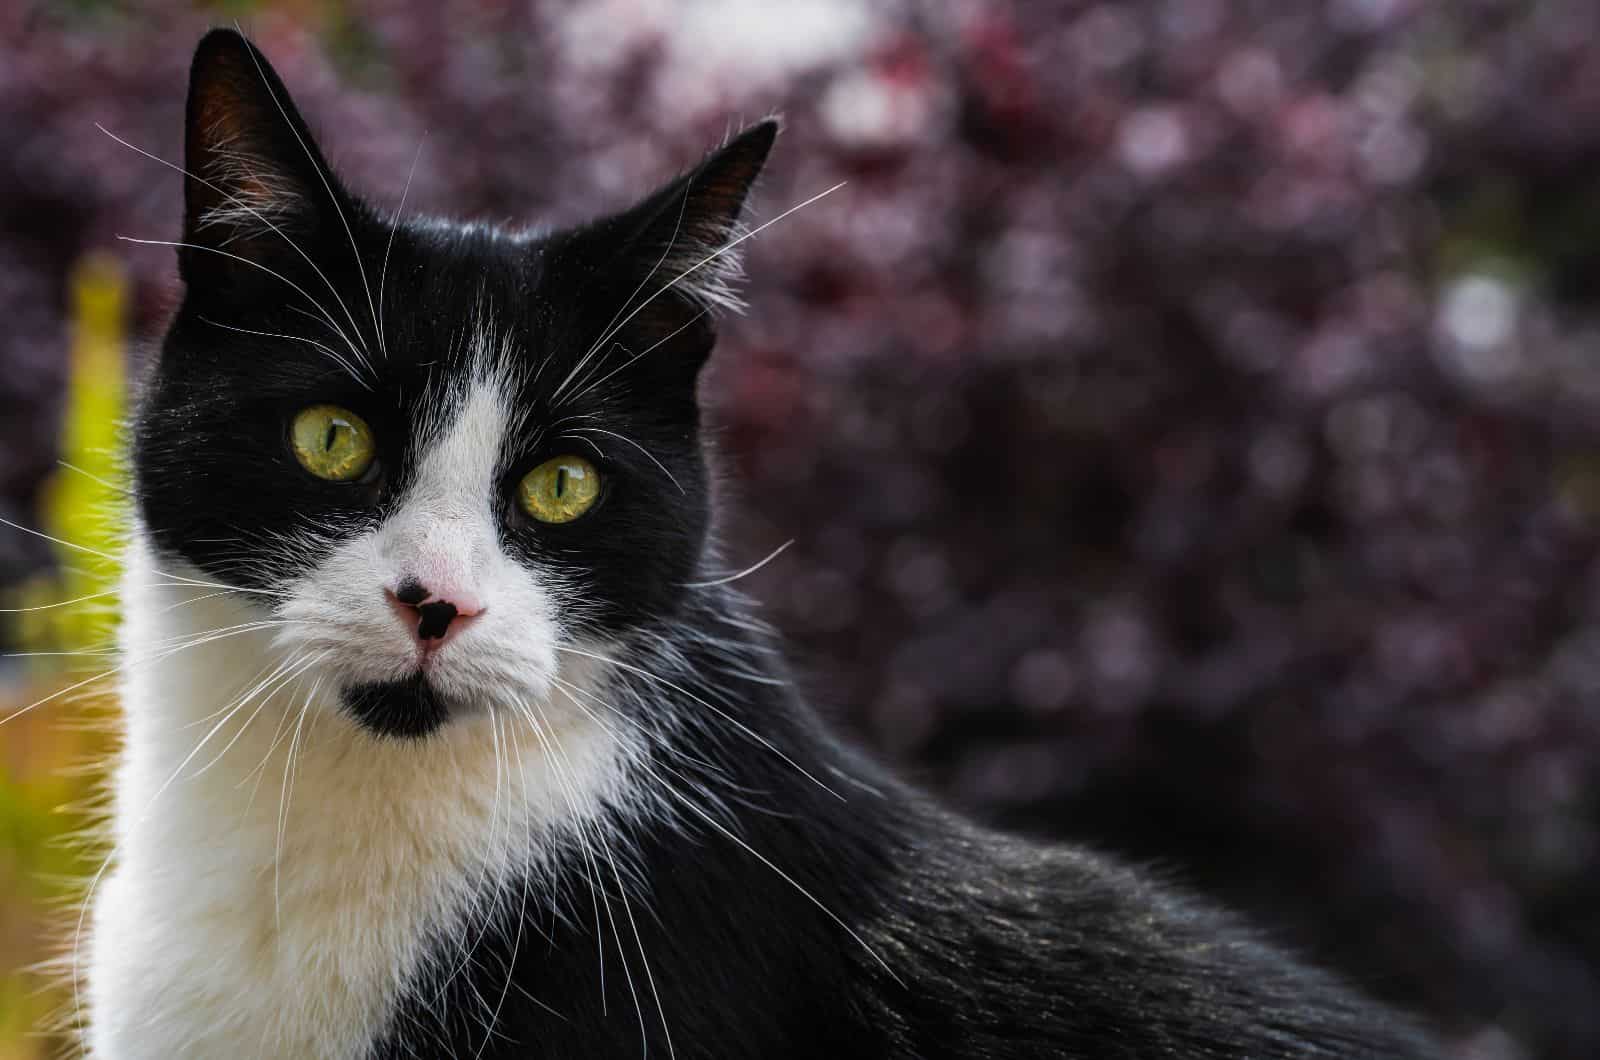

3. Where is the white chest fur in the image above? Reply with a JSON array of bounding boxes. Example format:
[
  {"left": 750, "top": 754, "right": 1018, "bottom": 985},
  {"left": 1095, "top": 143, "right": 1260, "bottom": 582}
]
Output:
[{"left": 85, "top": 539, "right": 632, "bottom": 1059}]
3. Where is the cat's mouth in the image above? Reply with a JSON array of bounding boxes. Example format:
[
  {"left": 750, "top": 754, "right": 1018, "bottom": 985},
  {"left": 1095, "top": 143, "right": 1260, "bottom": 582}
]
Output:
[{"left": 340, "top": 673, "right": 458, "bottom": 740}]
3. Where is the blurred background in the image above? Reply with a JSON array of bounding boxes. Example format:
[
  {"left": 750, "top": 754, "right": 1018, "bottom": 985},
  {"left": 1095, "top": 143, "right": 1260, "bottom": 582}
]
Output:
[{"left": 4, "top": 0, "right": 1600, "bottom": 1056}]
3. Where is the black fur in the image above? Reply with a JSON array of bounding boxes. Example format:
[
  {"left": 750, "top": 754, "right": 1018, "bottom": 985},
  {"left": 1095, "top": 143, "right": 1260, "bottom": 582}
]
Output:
[
  {"left": 136, "top": 29, "right": 1444, "bottom": 1059},
  {"left": 371, "top": 612, "right": 1444, "bottom": 1059}
]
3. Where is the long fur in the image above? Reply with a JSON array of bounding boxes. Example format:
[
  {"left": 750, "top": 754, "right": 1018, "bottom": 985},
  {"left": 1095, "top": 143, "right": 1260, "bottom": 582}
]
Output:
[{"left": 80, "top": 28, "right": 1444, "bottom": 1060}]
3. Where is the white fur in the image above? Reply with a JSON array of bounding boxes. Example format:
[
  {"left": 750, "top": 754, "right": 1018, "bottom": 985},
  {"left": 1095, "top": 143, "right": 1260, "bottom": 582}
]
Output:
[
  {"left": 195, "top": 135, "right": 306, "bottom": 241},
  {"left": 86, "top": 374, "right": 642, "bottom": 1058}
]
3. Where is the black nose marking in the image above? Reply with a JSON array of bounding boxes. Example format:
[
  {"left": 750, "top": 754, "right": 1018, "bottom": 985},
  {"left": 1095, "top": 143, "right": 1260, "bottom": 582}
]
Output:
[
  {"left": 394, "top": 579, "right": 428, "bottom": 606},
  {"left": 415, "top": 601, "right": 458, "bottom": 641}
]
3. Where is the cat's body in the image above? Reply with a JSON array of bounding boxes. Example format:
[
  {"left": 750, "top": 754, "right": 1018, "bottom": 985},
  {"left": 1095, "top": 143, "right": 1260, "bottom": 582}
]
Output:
[{"left": 84, "top": 29, "right": 1442, "bottom": 1059}]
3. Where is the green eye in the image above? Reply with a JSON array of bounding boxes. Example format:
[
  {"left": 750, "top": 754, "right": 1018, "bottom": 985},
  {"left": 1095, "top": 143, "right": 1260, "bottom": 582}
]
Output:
[
  {"left": 290, "top": 404, "right": 376, "bottom": 482},
  {"left": 519, "top": 455, "right": 602, "bottom": 523}
]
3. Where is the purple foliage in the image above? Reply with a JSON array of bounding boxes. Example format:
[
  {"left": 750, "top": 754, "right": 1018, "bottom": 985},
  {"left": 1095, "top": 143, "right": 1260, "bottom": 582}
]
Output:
[{"left": 6, "top": 2, "right": 1600, "bottom": 1056}]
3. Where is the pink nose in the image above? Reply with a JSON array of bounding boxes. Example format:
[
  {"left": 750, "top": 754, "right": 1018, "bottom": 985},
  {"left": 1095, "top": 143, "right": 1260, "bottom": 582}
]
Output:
[{"left": 389, "top": 578, "right": 483, "bottom": 649}]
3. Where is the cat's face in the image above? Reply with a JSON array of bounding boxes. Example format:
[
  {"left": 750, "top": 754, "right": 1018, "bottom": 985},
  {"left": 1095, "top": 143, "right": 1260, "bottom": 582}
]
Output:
[{"left": 133, "top": 30, "right": 773, "bottom": 737}]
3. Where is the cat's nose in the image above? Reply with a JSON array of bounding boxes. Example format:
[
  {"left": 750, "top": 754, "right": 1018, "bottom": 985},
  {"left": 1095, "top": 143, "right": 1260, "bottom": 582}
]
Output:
[{"left": 388, "top": 578, "right": 484, "bottom": 651}]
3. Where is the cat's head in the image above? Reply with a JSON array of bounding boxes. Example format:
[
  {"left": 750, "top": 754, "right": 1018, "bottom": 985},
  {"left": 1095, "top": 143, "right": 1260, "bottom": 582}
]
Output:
[{"left": 133, "top": 29, "right": 775, "bottom": 738}]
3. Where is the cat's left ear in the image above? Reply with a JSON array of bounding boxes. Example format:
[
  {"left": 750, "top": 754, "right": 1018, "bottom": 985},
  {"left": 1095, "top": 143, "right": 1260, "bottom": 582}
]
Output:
[
  {"left": 179, "top": 29, "right": 350, "bottom": 294},
  {"left": 551, "top": 120, "right": 778, "bottom": 378}
]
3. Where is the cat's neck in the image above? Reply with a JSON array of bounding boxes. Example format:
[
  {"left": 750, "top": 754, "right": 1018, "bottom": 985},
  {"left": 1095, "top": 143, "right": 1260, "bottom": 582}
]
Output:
[
  {"left": 95, "top": 531, "right": 903, "bottom": 1059},
  {"left": 91, "top": 531, "right": 649, "bottom": 1057}
]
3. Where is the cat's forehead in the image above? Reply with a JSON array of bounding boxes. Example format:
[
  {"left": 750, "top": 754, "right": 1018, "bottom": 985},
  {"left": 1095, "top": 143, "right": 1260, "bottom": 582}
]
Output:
[
  {"left": 376, "top": 219, "right": 542, "bottom": 348},
  {"left": 299, "top": 214, "right": 560, "bottom": 401}
]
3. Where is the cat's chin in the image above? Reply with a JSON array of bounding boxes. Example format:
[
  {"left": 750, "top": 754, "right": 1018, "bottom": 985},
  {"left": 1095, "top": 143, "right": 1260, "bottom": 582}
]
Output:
[{"left": 340, "top": 673, "right": 462, "bottom": 739}]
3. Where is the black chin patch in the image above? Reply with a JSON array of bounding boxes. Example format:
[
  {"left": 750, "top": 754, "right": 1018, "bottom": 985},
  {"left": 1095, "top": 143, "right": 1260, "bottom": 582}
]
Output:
[{"left": 341, "top": 673, "right": 451, "bottom": 739}]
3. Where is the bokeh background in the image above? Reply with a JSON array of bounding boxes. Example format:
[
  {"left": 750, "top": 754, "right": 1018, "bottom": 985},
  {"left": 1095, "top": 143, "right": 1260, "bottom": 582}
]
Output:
[{"left": 5, "top": 0, "right": 1600, "bottom": 1056}]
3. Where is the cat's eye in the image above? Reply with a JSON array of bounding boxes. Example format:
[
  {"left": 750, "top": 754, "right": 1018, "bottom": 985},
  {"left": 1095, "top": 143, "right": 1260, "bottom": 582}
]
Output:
[
  {"left": 519, "top": 455, "right": 602, "bottom": 523},
  {"left": 290, "top": 404, "right": 376, "bottom": 482}
]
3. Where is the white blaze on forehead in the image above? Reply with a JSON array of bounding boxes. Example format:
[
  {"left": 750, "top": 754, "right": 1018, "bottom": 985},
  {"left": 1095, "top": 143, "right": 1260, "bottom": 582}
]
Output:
[
  {"left": 381, "top": 373, "right": 515, "bottom": 600},
  {"left": 411, "top": 376, "right": 514, "bottom": 510}
]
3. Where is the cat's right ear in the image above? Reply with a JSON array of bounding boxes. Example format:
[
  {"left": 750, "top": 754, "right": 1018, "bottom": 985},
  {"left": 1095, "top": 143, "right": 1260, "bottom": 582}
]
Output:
[{"left": 180, "top": 29, "right": 344, "bottom": 291}]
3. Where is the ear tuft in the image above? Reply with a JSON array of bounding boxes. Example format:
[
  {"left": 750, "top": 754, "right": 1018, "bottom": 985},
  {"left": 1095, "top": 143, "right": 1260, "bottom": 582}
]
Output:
[
  {"left": 638, "top": 118, "right": 780, "bottom": 315},
  {"left": 182, "top": 29, "right": 337, "bottom": 274}
]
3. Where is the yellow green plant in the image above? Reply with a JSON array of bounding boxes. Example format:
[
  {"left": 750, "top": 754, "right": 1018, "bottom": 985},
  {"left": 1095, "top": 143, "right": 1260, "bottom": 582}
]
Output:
[
  {"left": 0, "top": 250, "right": 129, "bottom": 1059},
  {"left": 8, "top": 252, "right": 128, "bottom": 657}
]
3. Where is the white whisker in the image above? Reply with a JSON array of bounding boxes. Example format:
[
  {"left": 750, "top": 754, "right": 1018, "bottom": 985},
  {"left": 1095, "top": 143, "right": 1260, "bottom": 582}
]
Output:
[
  {"left": 0, "top": 515, "right": 285, "bottom": 598},
  {"left": 553, "top": 645, "right": 844, "bottom": 801},
  {"left": 58, "top": 460, "right": 131, "bottom": 496},
  {"left": 115, "top": 234, "right": 372, "bottom": 379},
  {"left": 198, "top": 316, "right": 371, "bottom": 390},
  {"left": 549, "top": 185, "right": 695, "bottom": 404},
  {"left": 567, "top": 307, "right": 709, "bottom": 405},
  {"left": 0, "top": 589, "right": 120, "bottom": 613},
  {"left": 684, "top": 539, "right": 794, "bottom": 588},
  {"left": 274, "top": 676, "right": 318, "bottom": 931},
  {"left": 96, "top": 123, "right": 374, "bottom": 375},
  {"left": 572, "top": 181, "right": 845, "bottom": 395},
  {"left": 234, "top": 27, "right": 383, "bottom": 359},
  {"left": 379, "top": 133, "right": 426, "bottom": 362},
  {"left": 567, "top": 428, "right": 683, "bottom": 495},
  {"left": 525, "top": 694, "right": 656, "bottom": 1055}
]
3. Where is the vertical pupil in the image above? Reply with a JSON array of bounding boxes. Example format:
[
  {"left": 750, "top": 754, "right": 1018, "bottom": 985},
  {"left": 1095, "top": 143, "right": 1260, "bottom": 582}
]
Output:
[
  {"left": 554, "top": 466, "right": 568, "bottom": 498},
  {"left": 324, "top": 422, "right": 341, "bottom": 452}
]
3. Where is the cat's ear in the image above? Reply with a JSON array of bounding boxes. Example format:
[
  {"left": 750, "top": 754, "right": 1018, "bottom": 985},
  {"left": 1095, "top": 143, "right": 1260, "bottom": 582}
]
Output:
[
  {"left": 555, "top": 120, "right": 778, "bottom": 382},
  {"left": 616, "top": 119, "right": 779, "bottom": 316},
  {"left": 180, "top": 29, "right": 345, "bottom": 289}
]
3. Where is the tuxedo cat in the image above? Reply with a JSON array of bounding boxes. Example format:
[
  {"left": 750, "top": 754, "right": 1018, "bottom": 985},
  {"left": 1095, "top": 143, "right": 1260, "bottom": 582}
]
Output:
[{"left": 83, "top": 28, "right": 1442, "bottom": 1059}]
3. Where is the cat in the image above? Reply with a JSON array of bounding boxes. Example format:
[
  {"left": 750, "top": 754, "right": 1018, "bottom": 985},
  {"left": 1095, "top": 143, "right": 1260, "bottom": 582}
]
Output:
[{"left": 79, "top": 27, "right": 1445, "bottom": 1059}]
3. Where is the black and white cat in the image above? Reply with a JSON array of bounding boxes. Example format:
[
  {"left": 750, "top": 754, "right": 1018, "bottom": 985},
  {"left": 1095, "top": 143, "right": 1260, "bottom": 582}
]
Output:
[{"left": 83, "top": 28, "right": 1442, "bottom": 1059}]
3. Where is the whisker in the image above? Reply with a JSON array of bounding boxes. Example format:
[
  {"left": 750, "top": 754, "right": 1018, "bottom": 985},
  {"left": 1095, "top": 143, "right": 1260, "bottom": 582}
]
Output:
[
  {"left": 656, "top": 764, "right": 902, "bottom": 986},
  {"left": 555, "top": 433, "right": 607, "bottom": 464},
  {"left": 0, "top": 515, "right": 286, "bottom": 598},
  {"left": 69, "top": 654, "right": 304, "bottom": 1047},
  {"left": 600, "top": 821, "right": 672, "bottom": 1059},
  {"left": 6, "top": 619, "right": 287, "bottom": 732},
  {"left": 240, "top": 680, "right": 312, "bottom": 800},
  {"left": 274, "top": 676, "right": 318, "bottom": 930},
  {"left": 115, "top": 236, "right": 370, "bottom": 381},
  {"left": 567, "top": 308, "right": 709, "bottom": 405},
  {"left": 457, "top": 712, "right": 515, "bottom": 1042},
  {"left": 0, "top": 667, "right": 123, "bottom": 727},
  {"left": 572, "top": 181, "right": 846, "bottom": 397},
  {"left": 0, "top": 590, "right": 120, "bottom": 614},
  {"left": 549, "top": 673, "right": 775, "bottom": 813},
  {"left": 378, "top": 133, "right": 427, "bottom": 362},
  {"left": 57, "top": 460, "right": 131, "bottom": 496},
  {"left": 433, "top": 712, "right": 514, "bottom": 1006},
  {"left": 234, "top": 25, "right": 383, "bottom": 358},
  {"left": 552, "top": 645, "right": 844, "bottom": 801},
  {"left": 515, "top": 698, "right": 611, "bottom": 1016},
  {"left": 153, "top": 587, "right": 262, "bottom": 617},
  {"left": 474, "top": 720, "right": 538, "bottom": 1059},
  {"left": 198, "top": 316, "right": 371, "bottom": 390},
  {"left": 684, "top": 539, "right": 794, "bottom": 588},
  {"left": 522, "top": 695, "right": 652, "bottom": 1054},
  {"left": 191, "top": 652, "right": 322, "bottom": 779},
  {"left": 548, "top": 185, "right": 695, "bottom": 403},
  {"left": 567, "top": 428, "right": 684, "bottom": 495},
  {"left": 548, "top": 677, "right": 900, "bottom": 990},
  {"left": 178, "top": 652, "right": 284, "bottom": 730},
  {"left": 96, "top": 123, "right": 373, "bottom": 375}
]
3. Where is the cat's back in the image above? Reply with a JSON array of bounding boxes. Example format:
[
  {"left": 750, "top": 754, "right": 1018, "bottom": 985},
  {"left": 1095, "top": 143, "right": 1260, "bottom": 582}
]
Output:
[{"left": 844, "top": 813, "right": 1442, "bottom": 1059}]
